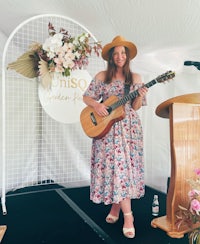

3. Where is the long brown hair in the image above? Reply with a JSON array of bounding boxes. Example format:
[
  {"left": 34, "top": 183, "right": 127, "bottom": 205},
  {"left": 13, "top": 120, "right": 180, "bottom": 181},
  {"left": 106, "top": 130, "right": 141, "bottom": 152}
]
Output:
[{"left": 104, "top": 47, "right": 133, "bottom": 85}]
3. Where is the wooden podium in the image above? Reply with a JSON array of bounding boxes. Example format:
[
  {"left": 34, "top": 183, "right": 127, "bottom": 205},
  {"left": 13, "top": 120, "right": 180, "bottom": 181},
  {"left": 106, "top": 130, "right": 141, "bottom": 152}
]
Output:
[
  {"left": 151, "top": 93, "right": 200, "bottom": 238},
  {"left": 0, "top": 225, "right": 6, "bottom": 242}
]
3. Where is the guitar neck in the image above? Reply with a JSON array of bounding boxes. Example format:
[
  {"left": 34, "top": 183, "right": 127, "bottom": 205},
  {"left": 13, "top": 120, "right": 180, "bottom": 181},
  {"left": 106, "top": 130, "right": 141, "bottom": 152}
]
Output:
[{"left": 111, "top": 79, "right": 158, "bottom": 110}]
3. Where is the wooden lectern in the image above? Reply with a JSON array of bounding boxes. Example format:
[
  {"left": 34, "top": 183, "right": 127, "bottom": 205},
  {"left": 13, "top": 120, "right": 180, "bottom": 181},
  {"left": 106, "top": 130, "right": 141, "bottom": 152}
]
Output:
[
  {"left": 151, "top": 93, "right": 200, "bottom": 238},
  {"left": 0, "top": 225, "right": 6, "bottom": 242}
]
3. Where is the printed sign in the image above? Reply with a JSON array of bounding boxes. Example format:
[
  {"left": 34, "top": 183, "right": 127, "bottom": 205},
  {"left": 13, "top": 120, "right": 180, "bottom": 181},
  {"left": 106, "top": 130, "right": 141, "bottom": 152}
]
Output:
[{"left": 38, "top": 70, "right": 91, "bottom": 123}]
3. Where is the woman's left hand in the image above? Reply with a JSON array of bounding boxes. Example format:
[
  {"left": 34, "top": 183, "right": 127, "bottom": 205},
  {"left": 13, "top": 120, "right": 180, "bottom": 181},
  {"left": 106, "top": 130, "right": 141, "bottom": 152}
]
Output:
[{"left": 138, "top": 87, "right": 148, "bottom": 97}]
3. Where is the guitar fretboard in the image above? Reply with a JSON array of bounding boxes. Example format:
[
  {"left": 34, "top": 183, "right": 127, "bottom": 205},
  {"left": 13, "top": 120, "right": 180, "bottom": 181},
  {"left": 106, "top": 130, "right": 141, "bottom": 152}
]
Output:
[{"left": 110, "top": 79, "right": 157, "bottom": 110}]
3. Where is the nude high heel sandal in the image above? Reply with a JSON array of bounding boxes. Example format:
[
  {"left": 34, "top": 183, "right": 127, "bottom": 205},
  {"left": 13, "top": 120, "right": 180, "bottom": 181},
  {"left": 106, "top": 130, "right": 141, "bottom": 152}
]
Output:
[
  {"left": 106, "top": 213, "right": 119, "bottom": 224},
  {"left": 123, "top": 211, "right": 135, "bottom": 238}
]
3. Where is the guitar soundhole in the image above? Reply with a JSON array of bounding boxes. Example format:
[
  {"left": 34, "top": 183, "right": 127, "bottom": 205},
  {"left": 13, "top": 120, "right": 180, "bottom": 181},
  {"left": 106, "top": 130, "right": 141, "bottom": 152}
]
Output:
[{"left": 90, "top": 112, "right": 97, "bottom": 126}]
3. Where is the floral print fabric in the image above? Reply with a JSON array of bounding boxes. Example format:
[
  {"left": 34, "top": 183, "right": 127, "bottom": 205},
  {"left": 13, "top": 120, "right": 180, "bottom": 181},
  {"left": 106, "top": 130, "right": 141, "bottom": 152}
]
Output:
[{"left": 83, "top": 78, "right": 147, "bottom": 205}]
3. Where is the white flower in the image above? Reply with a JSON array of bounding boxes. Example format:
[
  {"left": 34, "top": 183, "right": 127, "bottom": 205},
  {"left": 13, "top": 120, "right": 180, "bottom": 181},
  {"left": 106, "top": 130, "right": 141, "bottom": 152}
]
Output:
[
  {"left": 72, "top": 38, "right": 79, "bottom": 46},
  {"left": 66, "top": 42, "right": 74, "bottom": 50},
  {"left": 74, "top": 51, "right": 81, "bottom": 59},
  {"left": 43, "top": 33, "right": 64, "bottom": 58}
]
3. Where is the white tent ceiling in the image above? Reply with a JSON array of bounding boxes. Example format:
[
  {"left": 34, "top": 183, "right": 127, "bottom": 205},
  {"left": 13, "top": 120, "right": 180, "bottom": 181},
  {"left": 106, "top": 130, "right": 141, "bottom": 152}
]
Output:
[
  {"left": 0, "top": 1, "right": 199, "bottom": 42},
  {"left": 0, "top": 0, "right": 200, "bottom": 193},
  {"left": 1, "top": 0, "right": 200, "bottom": 74}
]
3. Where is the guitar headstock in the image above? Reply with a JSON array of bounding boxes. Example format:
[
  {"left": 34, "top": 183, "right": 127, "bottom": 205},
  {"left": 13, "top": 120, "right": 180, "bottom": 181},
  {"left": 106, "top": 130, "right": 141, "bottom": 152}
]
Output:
[{"left": 156, "top": 70, "right": 175, "bottom": 83}]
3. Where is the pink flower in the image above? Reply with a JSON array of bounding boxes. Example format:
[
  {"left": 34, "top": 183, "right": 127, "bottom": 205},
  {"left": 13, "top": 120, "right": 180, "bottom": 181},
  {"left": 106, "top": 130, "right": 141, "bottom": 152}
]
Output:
[
  {"left": 54, "top": 57, "right": 64, "bottom": 65},
  {"left": 188, "top": 189, "right": 200, "bottom": 199},
  {"left": 190, "top": 199, "right": 200, "bottom": 214},
  {"left": 55, "top": 64, "right": 64, "bottom": 73},
  {"left": 194, "top": 168, "right": 200, "bottom": 176}
]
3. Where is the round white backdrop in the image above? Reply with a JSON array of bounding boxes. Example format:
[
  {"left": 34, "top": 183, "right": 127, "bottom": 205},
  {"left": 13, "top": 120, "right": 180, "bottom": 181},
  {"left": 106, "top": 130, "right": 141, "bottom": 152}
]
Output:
[{"left": 38, "top": 69, "right": 91, "bottom": 124}]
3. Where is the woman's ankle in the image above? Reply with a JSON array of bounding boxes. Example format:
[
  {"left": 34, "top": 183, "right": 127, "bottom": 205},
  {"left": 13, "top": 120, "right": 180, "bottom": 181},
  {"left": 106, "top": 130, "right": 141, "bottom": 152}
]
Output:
[
  {"left": 123, "top": 212, "right": 134, "bottom": 228},
  {"left": 110, "top": 203, "right": 120, "bottom": 216}
]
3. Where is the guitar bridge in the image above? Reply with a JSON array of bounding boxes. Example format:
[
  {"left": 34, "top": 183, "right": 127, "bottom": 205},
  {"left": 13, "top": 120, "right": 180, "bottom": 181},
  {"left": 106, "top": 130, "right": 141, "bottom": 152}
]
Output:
[{"left": 90, "top": 112, "right": 97, "bottom": 126}]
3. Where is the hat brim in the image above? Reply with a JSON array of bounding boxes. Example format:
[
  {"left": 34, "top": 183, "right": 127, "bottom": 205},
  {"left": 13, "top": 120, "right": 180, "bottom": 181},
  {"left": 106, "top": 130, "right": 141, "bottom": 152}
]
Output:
[{"left": 102, "top": 41, "right": 137, "bottom": 61}]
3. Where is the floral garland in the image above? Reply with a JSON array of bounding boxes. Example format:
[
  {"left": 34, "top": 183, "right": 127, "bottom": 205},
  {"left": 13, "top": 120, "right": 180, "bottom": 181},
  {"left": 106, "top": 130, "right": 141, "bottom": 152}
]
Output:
[{"left": 7, "top": 22, "right": 102, "bottom": 88}]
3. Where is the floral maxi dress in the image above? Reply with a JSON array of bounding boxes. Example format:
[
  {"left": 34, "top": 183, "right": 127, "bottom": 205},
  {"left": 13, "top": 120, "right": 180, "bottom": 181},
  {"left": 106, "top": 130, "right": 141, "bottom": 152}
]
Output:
[{"left": 83, "top": 78, "right": 147, "bottom": 205}]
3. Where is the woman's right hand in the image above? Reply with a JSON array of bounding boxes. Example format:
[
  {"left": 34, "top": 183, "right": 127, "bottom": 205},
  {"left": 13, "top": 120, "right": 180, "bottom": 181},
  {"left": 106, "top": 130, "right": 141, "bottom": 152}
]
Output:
[
  {"left": 83, "top": 95, "right": 109, "bottom": 117},
  {"left": 94, "top": 102, "right": 109, "bottom": 117}
]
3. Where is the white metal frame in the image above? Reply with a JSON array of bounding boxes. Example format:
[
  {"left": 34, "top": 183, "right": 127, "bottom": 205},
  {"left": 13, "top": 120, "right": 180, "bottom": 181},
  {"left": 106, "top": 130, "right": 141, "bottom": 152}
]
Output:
[{"left": 1, "top": 14, "right": 103, "bottom": 215}]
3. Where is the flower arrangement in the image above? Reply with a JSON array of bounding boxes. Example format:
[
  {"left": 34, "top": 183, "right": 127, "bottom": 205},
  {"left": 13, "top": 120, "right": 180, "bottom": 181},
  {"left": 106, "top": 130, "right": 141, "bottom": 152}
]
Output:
[
  {"left": 7, "top": 22, "right": 102, "bottom": 88},
  {"left": 176, "top": 169, "right": 200, "bottom": 243}
]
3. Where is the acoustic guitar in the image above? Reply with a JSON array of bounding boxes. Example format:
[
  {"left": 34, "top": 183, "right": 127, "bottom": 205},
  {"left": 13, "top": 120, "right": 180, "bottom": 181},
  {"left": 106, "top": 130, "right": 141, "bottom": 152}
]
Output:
[{"left": 80, "top": 71, "right": 175, "bottom": 139}]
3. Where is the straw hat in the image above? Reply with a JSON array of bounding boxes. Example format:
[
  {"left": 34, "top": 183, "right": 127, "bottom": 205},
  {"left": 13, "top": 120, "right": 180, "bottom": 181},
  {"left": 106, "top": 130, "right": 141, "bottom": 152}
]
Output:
[{"left": 101, "top": 35, "right": 137, "bottom": 61}]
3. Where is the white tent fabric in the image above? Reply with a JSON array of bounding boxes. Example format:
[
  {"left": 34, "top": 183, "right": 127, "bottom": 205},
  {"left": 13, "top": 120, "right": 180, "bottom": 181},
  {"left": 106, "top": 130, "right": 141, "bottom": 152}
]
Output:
[{"left": 0, "top": 0, "right": 200, "bottom": 195}]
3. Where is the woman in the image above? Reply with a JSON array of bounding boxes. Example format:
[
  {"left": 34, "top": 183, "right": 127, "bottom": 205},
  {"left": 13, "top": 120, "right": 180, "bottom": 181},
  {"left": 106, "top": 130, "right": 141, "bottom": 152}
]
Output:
[{"left": 82, "top": 35, "right": 148, "bottom": 238}]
